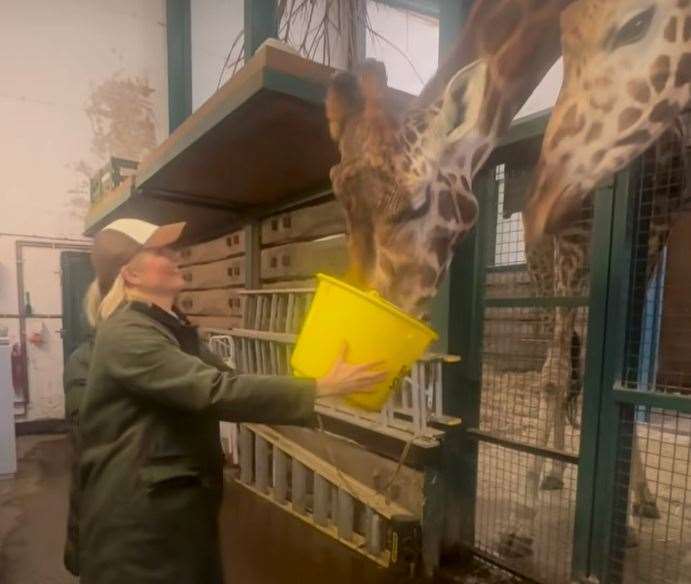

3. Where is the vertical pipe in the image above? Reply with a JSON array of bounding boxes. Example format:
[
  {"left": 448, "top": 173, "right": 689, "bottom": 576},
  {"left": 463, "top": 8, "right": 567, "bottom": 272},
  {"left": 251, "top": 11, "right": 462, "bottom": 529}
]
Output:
[{"left": 166, "top": 0, "right": 192, "bottom": 132}]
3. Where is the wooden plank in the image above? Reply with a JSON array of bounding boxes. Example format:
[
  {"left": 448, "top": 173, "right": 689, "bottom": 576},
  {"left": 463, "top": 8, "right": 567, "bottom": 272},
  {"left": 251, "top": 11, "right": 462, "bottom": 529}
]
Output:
[
  {"left": 261, "top": 200, "right": 345, "bottom": 245},
  {"left": 178, "top": 288, "right": 244, "bottom": 316},
  {"left": 367, "top": 509, "right": 383, "bottom": 556},
  {"left": 181, "top": 256, "right": 246, "bottom": 289},
  {"left": 260, "top": 235, "right": 347, "bottom": 281},
  {"left": 178, "top": 230, "right": 245, "bottom": 265}
]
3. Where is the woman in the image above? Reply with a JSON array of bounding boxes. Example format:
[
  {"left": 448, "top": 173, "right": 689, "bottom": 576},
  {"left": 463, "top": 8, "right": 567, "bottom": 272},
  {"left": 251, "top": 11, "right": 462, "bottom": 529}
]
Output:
[{"left": 78, "top": 218, "right": 384, "bottom": 584}]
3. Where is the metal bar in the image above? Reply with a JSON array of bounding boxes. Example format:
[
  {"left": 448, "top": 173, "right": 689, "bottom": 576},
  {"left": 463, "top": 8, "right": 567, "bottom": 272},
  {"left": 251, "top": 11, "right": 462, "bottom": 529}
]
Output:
[
  {"left": 273, "top": 446, "right": 288, "bottom": 503},
  {"left": 166, "top": 0, "right": 192, "bottom": 132},
  {"left": 255, "top": 435, "right": 270, "bottom": 494},
  {"left": 244, "top": 222, "right": 261, "bottom": 290},
  {"left": 337, "top": 488, "right": 354, "bottom": 541},
  {"left": 466, "top": 428, "right": 580, "bottom": 465},
  {"left": 292, "top": 459, "right": 307, "bottom": 515},
  {"left": 313, "top": 474, "right": 330, "bottom": 527},
  {"left": 367, "top": 509, "right": 382, "bottom": 556},
  {"left": 612, "top": 387, "right": 691, "bottom": 414},
  {"left": 374, "top": 0, "right": 440, "bottom": 18},
  {"left": 485, "top": 296, "right": 589, "bottom": 308},
  {"left": 244, "top": 0, "right": 278, "bottom": 59},
  {"left": 239, "top": 425, "right": 254, "bottom": 485}
]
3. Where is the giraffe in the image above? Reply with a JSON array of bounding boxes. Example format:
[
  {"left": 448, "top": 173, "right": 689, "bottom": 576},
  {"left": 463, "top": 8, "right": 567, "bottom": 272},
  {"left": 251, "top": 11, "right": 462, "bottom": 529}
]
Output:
[
  {"left": 504, "top": 0, "right": 691, "bottom": 559},
  {"left": 324, "top": 0, "right": 575, "bottom": 320}
]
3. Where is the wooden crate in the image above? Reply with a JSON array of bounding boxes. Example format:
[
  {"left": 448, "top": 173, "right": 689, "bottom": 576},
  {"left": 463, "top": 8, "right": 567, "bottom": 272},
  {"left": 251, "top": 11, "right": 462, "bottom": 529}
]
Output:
[
  {"left": 178, "top": 230, "right": 245, "bottom": 265},
  {"left": 181, "top": 256, "right": 245, "bottom": 289},
  {"left": 261, "top": 200, "right": 345, "bottom": 246},
  {"left": 485, "top": 268, "right": 533, "bottom": 299},
  {"left": 178, "top": 289, "right": 245, "bottom": 317},
  {"left": 188, "top": 315, "right": 243, "bottom": 330},
  {"left": 260, "top": 235, "right": 347, "bottom": 282}
]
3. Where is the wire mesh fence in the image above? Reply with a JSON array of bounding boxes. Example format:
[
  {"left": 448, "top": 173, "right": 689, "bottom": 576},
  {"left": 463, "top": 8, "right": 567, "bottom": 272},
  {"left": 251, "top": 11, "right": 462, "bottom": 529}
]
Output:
[{"left": 608, "top": 119, "right": 691, "bottom": 584}]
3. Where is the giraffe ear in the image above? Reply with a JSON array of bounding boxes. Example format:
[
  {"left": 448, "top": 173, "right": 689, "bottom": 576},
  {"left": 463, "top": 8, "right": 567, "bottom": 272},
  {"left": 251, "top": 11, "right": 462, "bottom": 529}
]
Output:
[
  {"left": 326, "top": 72, "right": 363, "bottom": 142},
  {"left": 438, "top": 59, "right": 488, "bottom": 143}
]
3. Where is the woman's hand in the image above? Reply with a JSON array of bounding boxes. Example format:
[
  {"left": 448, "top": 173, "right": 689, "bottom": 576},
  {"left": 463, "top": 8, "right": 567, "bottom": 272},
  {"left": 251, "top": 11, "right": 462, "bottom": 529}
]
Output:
[{"left": 315, "top": 343, "right": 387, "bottom": 399}]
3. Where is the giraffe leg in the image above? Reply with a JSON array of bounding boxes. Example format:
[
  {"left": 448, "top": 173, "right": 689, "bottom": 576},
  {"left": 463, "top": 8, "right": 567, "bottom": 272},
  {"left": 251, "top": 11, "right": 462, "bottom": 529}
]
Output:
[
  {"left": 631, "top": 427, "right": 660, "bottom": 519},
  {"left": 541, "top": 404, "right": 566, "bottom": 491}
]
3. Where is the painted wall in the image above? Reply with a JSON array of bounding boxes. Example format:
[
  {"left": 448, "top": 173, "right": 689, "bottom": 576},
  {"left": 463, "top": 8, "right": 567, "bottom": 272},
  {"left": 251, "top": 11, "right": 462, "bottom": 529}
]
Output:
[{"left": 0, "top": 0, "right": 169, "bottom": 421}]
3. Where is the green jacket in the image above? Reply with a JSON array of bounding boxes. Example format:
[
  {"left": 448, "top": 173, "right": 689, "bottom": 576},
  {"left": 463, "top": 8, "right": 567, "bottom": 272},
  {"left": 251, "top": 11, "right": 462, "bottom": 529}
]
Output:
[
  {"left": 63, "top": 337, "right": 93, "bottom": 576},
  {"left": 78, "top": 302, "right": 316, "bottom": 584}
]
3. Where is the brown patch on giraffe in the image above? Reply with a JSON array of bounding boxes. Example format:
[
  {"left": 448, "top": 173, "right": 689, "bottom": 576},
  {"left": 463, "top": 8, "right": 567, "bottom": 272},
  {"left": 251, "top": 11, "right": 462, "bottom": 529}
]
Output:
[
  {"left": 458, "top": 196, "right": 478, "bottom": 224},
  {"left": 681, "top": 0, "right": 690, "bottom": 7},
  {"left": 650, "top": 55, "right": 671, "bottom": 93},
  {"left": 618, "top": 108, "right": 643, "bottom": 131},
  {"left": 590, "top": 95, "right": 616, "bottom": 113},
  {"left": 592, "top": 150, "right": 607, "bottom": 166},
  {"left": 420, "top": 265, "right": 439, "bottom": 288},
  {"left": 684, "top": 16, "right": 691, "bottom": 41},
  {"left": 676, "top": 53, "right": 691, "bottom": 87},
  {"left": 627, "top": 79, "right": 651, "bottom": 104},
  {"left": 481, "top": 88, "right": 502, "bottom": 136},
  {"left": 615, "top": 129, "right": 652, "bottom": 148},
  {"left": 594, "top": 76, "right": 612, "bottom": 89},
  {"left": 471, "top": 144, "right": 490, "bottom": 172},
  {"left": 650, "top": 100, "right": 679, "bottom": 123},
  {"left": 550, "top": 104, "right": 586, "bottom": 149},
  {"left": 482, "top": 1, "right": 522, "bottom": 54},
  {"left": 665, "top": 17, "right": 678, "bottom": 42},
  {"left": 447, "top": 173, "right": 458, "bottom": 185},
  {"left": 405, "top": 129, "right": 417, "bottom": 144},
  {"left": 585, "top": 122, "right": 603, "bottom": 144},
  {"left": 438, "top": 191, "right": 460, "bottom": 223}
]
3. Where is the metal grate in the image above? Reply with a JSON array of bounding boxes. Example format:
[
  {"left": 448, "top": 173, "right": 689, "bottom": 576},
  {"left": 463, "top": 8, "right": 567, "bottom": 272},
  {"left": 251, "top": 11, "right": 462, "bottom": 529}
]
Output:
[
  {"left": 473, "top": 157, "right": 595, "bottom": 583},
  {"left": 610, "top": 122, "right": 691, "bottom": 583},
  {"left": 610, "top": 407, "right": 691, "bottom": 584}
]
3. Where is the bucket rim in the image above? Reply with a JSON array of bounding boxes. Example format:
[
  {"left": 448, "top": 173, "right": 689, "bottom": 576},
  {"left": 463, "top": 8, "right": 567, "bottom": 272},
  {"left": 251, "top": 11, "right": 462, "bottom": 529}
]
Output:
[{"left": 315, "top": 273, "right": 439, "bottom": 341}]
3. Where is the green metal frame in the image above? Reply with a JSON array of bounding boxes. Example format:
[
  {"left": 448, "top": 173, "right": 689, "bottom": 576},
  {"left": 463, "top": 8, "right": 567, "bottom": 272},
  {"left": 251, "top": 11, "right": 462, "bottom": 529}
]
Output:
[
  {"left": 244, "top": 0, "right": 278, "bottom": 59},
  {"left": 166, "top": 0, "right": 192, "bottom": 132}
]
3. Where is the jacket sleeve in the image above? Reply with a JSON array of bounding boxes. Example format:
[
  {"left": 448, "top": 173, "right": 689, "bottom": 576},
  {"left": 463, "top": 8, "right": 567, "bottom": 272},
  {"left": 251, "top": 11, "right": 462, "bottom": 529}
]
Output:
[
  {"left": 63, "top": 343, "right": 91, "bottom": 422},
  {"left": 101, "top": 320, "right": 316, "bottom": 425}
]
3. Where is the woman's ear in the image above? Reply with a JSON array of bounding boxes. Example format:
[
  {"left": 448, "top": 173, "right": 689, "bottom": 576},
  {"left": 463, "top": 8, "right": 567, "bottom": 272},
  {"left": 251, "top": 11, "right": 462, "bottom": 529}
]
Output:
[{"left": 120, "top": 264, "right": 138, "bottom": 287}]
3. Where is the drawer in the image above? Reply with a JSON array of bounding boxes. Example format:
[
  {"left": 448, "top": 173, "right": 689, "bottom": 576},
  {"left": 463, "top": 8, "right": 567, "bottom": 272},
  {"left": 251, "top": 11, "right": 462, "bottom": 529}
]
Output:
[
  {"left": 181, "top": 257, "right": 245, "bottom": 289},
  {"left": 178, "top": 230, "right": 245, "bottom": 265},
  {"left": 178, "top": 289, "right": 245, "bottom": 316},
  {"left": 260, "top": 235, "right": 347, "bottom": 282},
  {"left": 261, "top": 200, "right": 345, "bottom": 245}
]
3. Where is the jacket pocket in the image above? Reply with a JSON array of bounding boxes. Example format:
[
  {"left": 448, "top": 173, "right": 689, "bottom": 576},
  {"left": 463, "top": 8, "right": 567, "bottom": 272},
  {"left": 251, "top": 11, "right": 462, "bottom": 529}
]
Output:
[{"left": 139, "top": 457, "right": 202, "bottom": 491}]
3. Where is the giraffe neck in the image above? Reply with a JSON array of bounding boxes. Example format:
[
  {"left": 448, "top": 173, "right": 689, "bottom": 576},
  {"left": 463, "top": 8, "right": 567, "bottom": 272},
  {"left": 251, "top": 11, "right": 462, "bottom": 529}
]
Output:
[{"left": 419, "top": 0, "right": 573, "bottom": 140}]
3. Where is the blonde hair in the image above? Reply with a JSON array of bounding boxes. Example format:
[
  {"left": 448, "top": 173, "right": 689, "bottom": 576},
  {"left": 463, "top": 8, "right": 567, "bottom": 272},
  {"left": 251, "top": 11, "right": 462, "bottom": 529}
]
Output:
[
  {"left": 84, "top": 279, "right": 102, "bottom": 328},
  {"left": 98, "top": 274, "right": 129, "bottom": 322}
]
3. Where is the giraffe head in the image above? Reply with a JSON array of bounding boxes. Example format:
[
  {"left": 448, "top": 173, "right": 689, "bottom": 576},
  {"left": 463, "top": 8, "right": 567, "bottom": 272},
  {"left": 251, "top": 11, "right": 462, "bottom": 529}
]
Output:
[
  {"left": 523, "top": 0, "right": 691, "bottom": 245},
  {"left": 325, "top": 59, "right": 490, "bottom": 317}
]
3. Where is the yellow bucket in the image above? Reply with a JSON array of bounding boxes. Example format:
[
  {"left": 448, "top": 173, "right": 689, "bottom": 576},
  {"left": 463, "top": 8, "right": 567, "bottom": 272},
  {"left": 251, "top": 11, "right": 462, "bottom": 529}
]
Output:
[{"left": 291, "top": 273, "right": 438, "bottom": 411}]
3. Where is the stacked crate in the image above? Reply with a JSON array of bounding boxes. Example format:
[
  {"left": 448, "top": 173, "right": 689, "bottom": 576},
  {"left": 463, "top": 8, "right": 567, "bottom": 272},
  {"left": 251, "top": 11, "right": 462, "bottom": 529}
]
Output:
[
  {"left": 259, "top": 199, "right": 347, "bottom": 288},
  {"left": 177, "top": 230, "right": 246, "bottom": 330}
]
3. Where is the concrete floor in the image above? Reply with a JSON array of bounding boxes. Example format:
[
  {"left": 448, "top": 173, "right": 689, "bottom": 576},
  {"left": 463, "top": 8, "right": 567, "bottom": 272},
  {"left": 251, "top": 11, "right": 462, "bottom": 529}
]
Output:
[{"left": 0, "top": 434, "right": 515, "bottom": 584}]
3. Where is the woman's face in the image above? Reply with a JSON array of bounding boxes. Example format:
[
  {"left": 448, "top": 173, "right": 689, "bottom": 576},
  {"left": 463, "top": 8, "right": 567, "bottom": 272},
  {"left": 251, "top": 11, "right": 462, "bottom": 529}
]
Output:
[{"left": 124, "top": 247, "right": 185, "bottom": 296}]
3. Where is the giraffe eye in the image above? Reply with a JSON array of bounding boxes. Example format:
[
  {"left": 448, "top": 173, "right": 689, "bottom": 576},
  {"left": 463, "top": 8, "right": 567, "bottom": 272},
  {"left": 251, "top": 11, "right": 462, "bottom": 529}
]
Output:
[{"left": 610, "top": 6, "right": 656, "bottom": 51}]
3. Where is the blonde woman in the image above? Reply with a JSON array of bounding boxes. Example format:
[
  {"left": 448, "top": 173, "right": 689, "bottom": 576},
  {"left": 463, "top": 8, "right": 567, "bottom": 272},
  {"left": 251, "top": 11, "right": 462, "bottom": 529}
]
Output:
[{"left": 76, "top": 219, "right": 383, "bottom": 584}]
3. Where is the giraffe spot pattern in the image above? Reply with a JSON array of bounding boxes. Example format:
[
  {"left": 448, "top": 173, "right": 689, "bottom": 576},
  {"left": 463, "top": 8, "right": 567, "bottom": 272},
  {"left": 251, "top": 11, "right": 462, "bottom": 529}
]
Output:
[
  {"left": 650, "top": 100, "right": 679, "bottom": 123},
  {"left": 684, "top": 17, "right": 691, "bottom": 41},
  {"left": 592, "top": 150, "right": 607, "bottom": 165},
  {"left": 650, "top": 55, "right": 671, "bottom": 93},
  {"left": 420, "top": 265, "right": 439, "bottom": 288},
  {"left": 627, "top": 79, "right": 651, "bottom": 103},
  {"left": 438, "top": 190, "right": 460, "bottom": 223},
  {"left": 665, "top": 16, "right": 678, "bottom": 42},
  {"left": 458, "top": 196, "right": 478, "bottom": 224},
  {"left": 615, "top": 129, "right": 651, "bottom": 148},
  {"left": 618, "top": 107, "right": 643, "bottom": 131},
  {"left": 585, "top": 122, "right": 603, "bottom": 144},
  {"left": 680, "top": 0, "right": 690, "bottom": 8},
  {"left": 676, "top": 53, "right": 691, "bottom": 87},
  {"left": 550, "top": 104, "right": 586, "bottom": 149}
]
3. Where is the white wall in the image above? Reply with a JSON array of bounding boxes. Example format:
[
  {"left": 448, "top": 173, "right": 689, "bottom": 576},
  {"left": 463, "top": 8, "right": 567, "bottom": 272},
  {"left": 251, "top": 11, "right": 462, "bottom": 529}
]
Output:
[
  {"left": 0, "top": 0, "right": 169, "bottom": 421},
  {"left": 191, "top": 0, "right": 244, "bottom": 110}
]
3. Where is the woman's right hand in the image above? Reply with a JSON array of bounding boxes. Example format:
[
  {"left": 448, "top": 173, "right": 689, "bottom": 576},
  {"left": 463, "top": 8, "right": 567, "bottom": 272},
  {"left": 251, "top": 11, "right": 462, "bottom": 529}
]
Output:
[{"left": 315, "top": 343, "right": 387, "bottom": 399}]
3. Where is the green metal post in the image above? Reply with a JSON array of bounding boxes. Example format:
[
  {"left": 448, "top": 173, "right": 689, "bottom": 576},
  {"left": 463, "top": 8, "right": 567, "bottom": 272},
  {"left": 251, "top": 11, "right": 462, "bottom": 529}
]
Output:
[
  {"left": 166, "top": 0, "right": 192, "bottom": 132},
  {"left": 437, "top": 0, "right": 473, "bottom": 62},
  {"left": 587, "top": 169, "right": 636, "bottom": 582},
  {"left": 244, "top": 0, "right": 278, "bottom": 59},
  {"left": 570, "top": 184, "right": 617, "bottom": 581}
]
